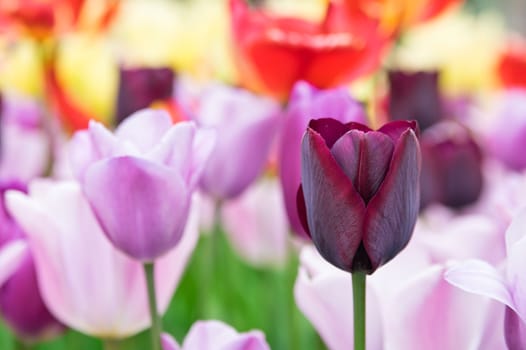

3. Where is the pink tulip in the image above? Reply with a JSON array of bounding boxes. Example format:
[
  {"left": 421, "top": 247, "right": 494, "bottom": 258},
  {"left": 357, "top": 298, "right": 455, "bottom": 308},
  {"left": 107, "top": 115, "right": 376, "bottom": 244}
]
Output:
[
  {"left": 6, "top": 180, "right": 199, "bottom": 338},
  {"left": 68, "top": 109, "right": 214, "bottom": 261},
  {"left": 221, "top": 178, "right": 289, "bottom": 267},
  {"left": 161, "top": 320, "right": 270, "bottom": 350},
  {"left": 278, "top": 81, "right": 367, "bottom": 238},
  {"left": 0, "top": 94, "right": 49, "bottom": 182},
  {"left": 446, "top": 206, "right": 526, "bottom": 348},
  {"left": 192, "top": 83, "right": 280, "bottom": 199}
]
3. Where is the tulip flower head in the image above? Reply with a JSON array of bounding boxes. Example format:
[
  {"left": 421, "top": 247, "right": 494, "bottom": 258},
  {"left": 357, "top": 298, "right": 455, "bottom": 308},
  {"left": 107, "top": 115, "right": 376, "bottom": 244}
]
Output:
[
  {"left": 298, "top": 118, "right": 421, "bottom": 274},
  {"left": 69, "top": 109, "right": 215, "bottom": 261}
]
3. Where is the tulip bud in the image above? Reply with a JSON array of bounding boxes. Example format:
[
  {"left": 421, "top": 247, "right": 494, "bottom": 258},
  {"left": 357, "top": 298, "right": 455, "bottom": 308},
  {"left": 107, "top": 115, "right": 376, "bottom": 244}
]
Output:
[
  {"left": 298, "top": 118, "right": 421, "bottom": 274},
  {"left": 420, "top": 121, "right": 483, "bottom": 209}
]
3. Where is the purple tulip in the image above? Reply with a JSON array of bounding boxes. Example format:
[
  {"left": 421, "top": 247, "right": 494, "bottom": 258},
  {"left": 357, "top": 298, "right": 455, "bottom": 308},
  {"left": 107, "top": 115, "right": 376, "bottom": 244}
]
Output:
[
  {"left": 115, "top": 66, "right": 175, "bottom": 125},
  {"left": 487, "top": 90, "right": 526, "bottom": 171},
  {"left": 420, "top": 121, "right": 483, "bottom": 209},
  {"left": 161, "top": 320, "right": 270, "bottom": 350},
  {"left": 69, "top": 109, "right": 215, "bottom": 261},
  {"left": 193, "top": 84, "right": 280, "bottom": 199},
  {"left": 298, "top": 118, "right": 421, "bottom": 273},
  {"left": 388, "top": 70, "right": 442, "bottom": 131},
  {"left": 278, "top": 81, "right": 366, "bottom": 238}
]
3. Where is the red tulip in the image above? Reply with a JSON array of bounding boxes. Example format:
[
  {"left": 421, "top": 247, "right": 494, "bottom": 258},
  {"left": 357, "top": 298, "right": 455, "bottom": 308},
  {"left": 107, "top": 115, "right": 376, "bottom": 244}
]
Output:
[
  {"left": 230, "top": 0, "right": 390, "bottom": 100},
  {"left": 298, "top": 118, "right": 421, "bottom": 273},
  {"left": 498, "top": 39, "right": 526, "bottom": 89}
]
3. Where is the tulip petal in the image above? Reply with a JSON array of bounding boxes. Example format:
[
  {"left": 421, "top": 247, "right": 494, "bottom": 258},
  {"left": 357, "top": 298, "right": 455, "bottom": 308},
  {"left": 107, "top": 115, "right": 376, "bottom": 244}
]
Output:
[
  {"left": 378, "top": 120, "right": 419, "bottom": 142},
  {"left": 331, "top": 130, "right": 394, "bottom": 203},
  {"left": 182, "top": 320, "right": 269, "bottom": 350},
  {"left": 445, "top": 260, "right": 517, "bottom": 315},
  {"left": 296, "top": 186, "right": 311, "bottom": 238},
  {"left": 308, "top": 118, "right": 351, "bottom": 148},
  {"left": 162, "top": 333, "right": 182, "bottom": 350},
  {"left": 301, "top": 128, "right": 366, "bottom": 272},
  {"left": 0, "top": 240, "right": 27, "bottom": 287},
  {"left": 115, "top": 109, "right": 172, "bottom": 153},
  {"left": 363, "top": 130, "right": 420, "bottom": 271},
  {"left": 83, "top": 156, "right": 190, "bottom": 261},
  {"left": 505, "top": 307, "right": 526, "bottom": 350}
]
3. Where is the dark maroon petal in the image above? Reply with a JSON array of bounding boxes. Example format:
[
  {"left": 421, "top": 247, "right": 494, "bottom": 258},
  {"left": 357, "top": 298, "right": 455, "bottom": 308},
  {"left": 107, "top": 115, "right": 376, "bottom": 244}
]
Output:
[
  {"left": 388, "top": 70, "right": 442, "bottom": 131},
  {"left": 505, "top": 307, "right": 526, "bottom": 350},
  {"left": 331, "top": 130, "right": 394, "bottom": 203},
  {"left": 296, "top": 185, "right": 311, "bottom": 239},
  {"left": 308, "top": 118, "right": 351, "bottom": 148},
  {"left": 363, "top": 129, "right": 420, "bottom": 273},
  {"left": 301, "top": 128, "right": 366, "bottom": 272},
  {"left": 345, "top": 121, "right": 372, "bottom": 133},
  {"left": 378, "top": 120, "right": 419, "bottom": 142}
]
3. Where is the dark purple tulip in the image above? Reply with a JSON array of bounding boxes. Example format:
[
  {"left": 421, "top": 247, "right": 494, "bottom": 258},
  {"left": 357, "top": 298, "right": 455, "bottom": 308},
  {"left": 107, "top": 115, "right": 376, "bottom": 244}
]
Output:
[
  {"left": 420, "top": 121, "right": 483, "bottom": 209},
  {"left": 298, "top": 118, "right": 421, "bottom": 274},
  {"left": 388, "top": 70, "right": 442, "bottom": 131},
  {"left": 115, "top": 66, "right": 175, "bottom": 125}
]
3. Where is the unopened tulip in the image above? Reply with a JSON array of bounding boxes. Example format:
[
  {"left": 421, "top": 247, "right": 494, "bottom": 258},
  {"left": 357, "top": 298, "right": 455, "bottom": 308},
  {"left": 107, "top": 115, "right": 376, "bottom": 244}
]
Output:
[
  {"left": 115, "top": 66, "right": 175, "bottom": 125},
  {"left": 387, "top": 70, "right": 442, "bottom": 131},
  {"left": 161, "top": 320, "right": 270, "bottom": 350},
  {"left": 69, "top": 109, "right": 214, "bottom": 261},
  {"left": 298, "top": 118, "right": 420, "bottom": 273},
  {"left": 6, "top": 180, "right": 198, "bottom": 338},
  {"left": 420, "top": 121, "right": 483, "bottom": 208},
  {"left": 279, "top": 81, "right": 366, "bottom": 238},
  {"left": 194, "top": 84, "right": 280, "bottom": 200}
]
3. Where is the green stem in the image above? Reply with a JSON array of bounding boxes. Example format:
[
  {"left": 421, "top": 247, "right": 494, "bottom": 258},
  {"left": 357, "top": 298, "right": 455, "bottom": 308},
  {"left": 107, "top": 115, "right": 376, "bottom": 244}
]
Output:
[
  {"left": 144, "top": 263, "right": 161, "bottom": 350},
  {"left": 352, "top": 272, "right": 366, "bottom": 350},
  {"left": 103, "top": 339, "right": 125, "bottom": 350}
]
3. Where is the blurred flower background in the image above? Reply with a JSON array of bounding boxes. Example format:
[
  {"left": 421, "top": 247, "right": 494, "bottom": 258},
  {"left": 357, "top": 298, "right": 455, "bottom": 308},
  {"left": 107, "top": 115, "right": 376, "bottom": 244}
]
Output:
[{"left": 0, "top": 0, "right": 526, "bottom": 349}]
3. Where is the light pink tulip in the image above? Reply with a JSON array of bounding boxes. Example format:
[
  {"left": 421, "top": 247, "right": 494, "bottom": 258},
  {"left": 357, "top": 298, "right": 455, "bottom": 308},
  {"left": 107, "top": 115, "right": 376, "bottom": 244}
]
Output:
[
  {"left": 0, "top": 94, "right": 49, "bottom": 182},
  {"left": 161, "top": 320, "right": 270, "bottom": 350},
  {"left": 221, "top": 178, "right": 289, "bottom": 267},
  {"left": 68, "top": 109, "right": 214, "bottom": 261},
  {"left": 446, "top": 206, "right": 526, "bottom": 349},
  {"left": 6, "top": 180, "right": 199, "bottom": 338}
]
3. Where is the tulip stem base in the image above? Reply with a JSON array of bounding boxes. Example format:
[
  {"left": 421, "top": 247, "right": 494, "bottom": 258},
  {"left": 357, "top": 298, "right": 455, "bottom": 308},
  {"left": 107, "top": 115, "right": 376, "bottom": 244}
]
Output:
[
  {"left": 352, "top": 272, "right": 366, "bottom": 350},
  {"left": 144, "top": 263, "right": 162, "bottom": 350}
]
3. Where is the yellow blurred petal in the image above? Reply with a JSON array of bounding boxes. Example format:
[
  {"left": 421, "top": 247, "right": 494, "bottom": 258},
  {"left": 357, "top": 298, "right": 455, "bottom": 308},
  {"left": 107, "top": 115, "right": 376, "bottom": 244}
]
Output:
[{"left": 0, "top": 40, "right": 43, "bottom": 96}]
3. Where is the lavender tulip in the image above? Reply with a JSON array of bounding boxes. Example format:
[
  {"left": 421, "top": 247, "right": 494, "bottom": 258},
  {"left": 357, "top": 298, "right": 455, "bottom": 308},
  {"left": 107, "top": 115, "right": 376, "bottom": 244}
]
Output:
[
  {"left": 193, "top": 84, "right": 280, "bottom": 199},
  {"left": 279, "top": 81, "right": 367, "bottom": 238},
  {"left": 0, "top": 94, "right": 49, "bottom": 182},
  {"left": 446, "top": 206, "right": 526, "bottom": 349},
  {"left": 69, "top": 109, "right": 214, "bottom": 261},
  {"left": 161, "top": 320, "right": 270, "bottom": 350},
  {"left": 487, "top": 90, "right": 526, "bottom": 171},
  {"left": 115, "top": 66, "right": 175, "bottom": 125},
  {"left": 298, "top": 118, "right": 421, "bottom": 273},
  {"left": 6, "top": 180, "right": 199, "bottom": 338}
]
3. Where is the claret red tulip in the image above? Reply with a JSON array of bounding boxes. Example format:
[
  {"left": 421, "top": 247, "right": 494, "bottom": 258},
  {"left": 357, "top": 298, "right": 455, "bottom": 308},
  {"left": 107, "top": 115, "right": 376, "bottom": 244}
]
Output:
[{"left": 298, "top": 118, "right": 421, "bottom": 274}]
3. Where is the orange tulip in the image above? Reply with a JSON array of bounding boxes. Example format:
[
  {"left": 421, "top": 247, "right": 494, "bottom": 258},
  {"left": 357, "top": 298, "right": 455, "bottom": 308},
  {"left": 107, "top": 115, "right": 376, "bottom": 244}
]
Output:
[{"left": 230, "top": 0, "right": 391, "bottom": 100}]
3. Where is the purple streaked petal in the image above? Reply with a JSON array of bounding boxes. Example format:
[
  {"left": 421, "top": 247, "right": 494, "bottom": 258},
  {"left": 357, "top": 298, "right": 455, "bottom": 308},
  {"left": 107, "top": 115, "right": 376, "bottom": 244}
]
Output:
[
  {"left": 308, "top": 118, "right": 350, "bottom": 149},
  {"left": 378, "top": 120, "right": 419, "bottom": 142},
  {"left": 301, "top": 128, "right": 366, "bottom": 272},
  {"left": 83, "top": 157, "right": 191, "bottom": 261},
  {"left": 115, "top": 109, "right": 173, "bottom": 153},
  {"left": 445, "top": 260, "right": 517, "bottom": 315},
  {"left": 363, "top": 130, "right": 420, "bottom": 271},
  {"left": 296, "top": 186, "right": 311, "bottom": 239}
]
